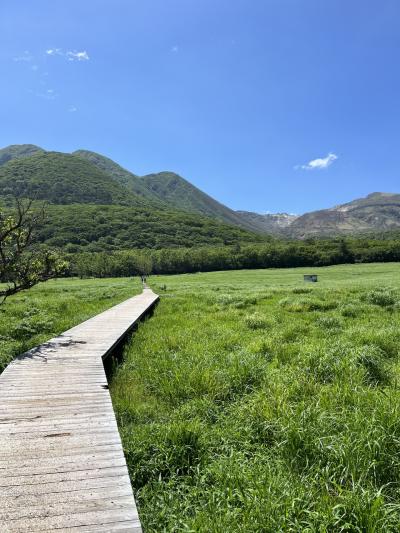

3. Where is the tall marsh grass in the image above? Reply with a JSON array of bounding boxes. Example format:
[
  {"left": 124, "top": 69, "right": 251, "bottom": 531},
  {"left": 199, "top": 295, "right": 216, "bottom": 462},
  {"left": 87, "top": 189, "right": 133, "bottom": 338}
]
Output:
[
  {"left": 0, "top": 277, "right": 141, "bottom": 372},
  {"left": 110, "top": 263, "right": 400, "bottom": 531}
]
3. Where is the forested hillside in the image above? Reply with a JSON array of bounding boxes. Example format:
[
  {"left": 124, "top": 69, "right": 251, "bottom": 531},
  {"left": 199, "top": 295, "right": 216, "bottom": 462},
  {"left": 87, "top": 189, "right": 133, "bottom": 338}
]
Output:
[
  {"left": 0, "top": 144, "right": 44, "bottom": 166},
  {"left": 0, "top": 151, "right": 146, "bottom": 206},
  {"left": 37, "top": 204, "right": 264, "bottom": 251},
  {"left": 75, "top": 149, "right": 260, "bottom": 231},
  {"left": 141, "top": 171, "right": 259, "bottom": 231},
  {"left": 2, "top": 144, "right": 400, "bottom": 247},
  {"left": 73, "top": 149, "right": 158, "bottom": 201},
  {"left": 0, "top": 145, "right": 265, "bottom": 250}
]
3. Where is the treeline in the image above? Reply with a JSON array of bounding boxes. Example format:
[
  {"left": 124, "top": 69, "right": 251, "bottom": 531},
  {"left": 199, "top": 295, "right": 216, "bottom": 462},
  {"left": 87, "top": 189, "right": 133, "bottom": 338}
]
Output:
[{"left": 66, "top": 237, "right": 400, "bottom": 278}]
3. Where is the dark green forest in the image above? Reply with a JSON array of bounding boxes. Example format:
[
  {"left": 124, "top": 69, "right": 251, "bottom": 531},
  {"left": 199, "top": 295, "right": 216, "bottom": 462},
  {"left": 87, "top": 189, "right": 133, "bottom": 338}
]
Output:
[
  {"left": 0, "top": 152, "right": 145, "bottom": 206},
  {"left": 37, "top": 204, "right": 265, "bottom": 251},
  {"left": 68, "top": 236, "right": 400, "bottom": 278}
]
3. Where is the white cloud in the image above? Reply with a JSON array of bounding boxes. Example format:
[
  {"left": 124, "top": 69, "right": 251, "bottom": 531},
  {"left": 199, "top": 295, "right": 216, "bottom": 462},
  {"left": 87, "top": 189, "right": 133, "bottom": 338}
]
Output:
[
  {"left": 66, "top": 50, "right": 90, "bottom": 61},
  {"left": 46, "top": 48, "right": 63, "bottom": 56},
  {"left": 13, "top": 51, "right": 33, "bottom": 62},
  {"left": 35, "top": 88, "right": 56, "bottom": 100},
  {"left": 45, "top": 48, "right": 90, "bottom": 61},
  {"left": 171, "top": 45, "right": 179, "bottom": 53},
  {"left": 68, "top": 105, "right": 78, "bottom": 112},
  {"left": 298, "top": 152, "right": 338, "bottom": 170}
]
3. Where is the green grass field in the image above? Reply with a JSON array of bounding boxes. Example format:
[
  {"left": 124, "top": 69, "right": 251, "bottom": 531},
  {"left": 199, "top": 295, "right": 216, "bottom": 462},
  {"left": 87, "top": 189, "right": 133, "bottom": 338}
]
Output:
[
  {"left": 2, "top": 263, "right": 400, "bottom": 531},
  {"left": 0, "top": 277, "right": 141, "bottom": 373},
  {"left": 110, "top": 263, "right": 400, "bottom": 532}
]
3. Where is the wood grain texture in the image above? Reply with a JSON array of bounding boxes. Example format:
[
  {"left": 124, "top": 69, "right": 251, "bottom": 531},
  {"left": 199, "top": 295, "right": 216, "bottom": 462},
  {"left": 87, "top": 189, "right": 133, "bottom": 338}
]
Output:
[{"left": 0, "top": 288, "right": 158, "bottom": 532}]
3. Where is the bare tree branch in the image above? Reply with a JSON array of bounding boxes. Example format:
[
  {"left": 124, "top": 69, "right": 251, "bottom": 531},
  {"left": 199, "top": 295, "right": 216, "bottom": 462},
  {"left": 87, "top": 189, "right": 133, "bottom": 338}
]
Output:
[{"left": 0, "top": 198, "right": 66, "bottom": 303}]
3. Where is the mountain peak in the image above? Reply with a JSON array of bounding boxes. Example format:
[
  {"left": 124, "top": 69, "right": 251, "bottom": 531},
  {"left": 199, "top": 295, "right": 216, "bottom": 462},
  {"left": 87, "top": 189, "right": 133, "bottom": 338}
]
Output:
[
  {"left": 0, "top": 144, "right": 44, "bottom": 166},
  {"left": 366, "top": 192, "right": 396, "bottom": 199}
]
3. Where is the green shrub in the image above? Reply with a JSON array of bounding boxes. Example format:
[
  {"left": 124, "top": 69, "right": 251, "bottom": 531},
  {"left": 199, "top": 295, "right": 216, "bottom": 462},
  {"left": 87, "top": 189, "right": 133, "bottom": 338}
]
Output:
[
  {"left": 316, "top": 316, "right": 342, "bottom": 329},
  {"left": 306, "top": 342, "right": 355, "bottom": 384},
  {"left": 10, "top": 315, "right": 54, "bottom": 340},
  {"left": 340, "top": 303, "right": 364, "bottom": 317},
  {"left": 279, "top": 297, "right": 337, "bottom": 313},
  {"left": 363, "top": 288, "right": 397, "bottom": 307},
  {"left": 357, "top": 345, "right": 391, "bottom": 385},
  {"left": 292, "top": 287, "right": 313, "bottom": 294},
  {"left": 244, "top": 312, "right": 269, "bottom": 329}
]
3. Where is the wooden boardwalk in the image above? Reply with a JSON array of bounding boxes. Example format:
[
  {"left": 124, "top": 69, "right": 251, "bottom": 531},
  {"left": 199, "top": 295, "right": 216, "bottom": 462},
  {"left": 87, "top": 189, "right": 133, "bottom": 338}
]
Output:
[{"left": 0, "top": 287, "right": 159, "bottom": 532}]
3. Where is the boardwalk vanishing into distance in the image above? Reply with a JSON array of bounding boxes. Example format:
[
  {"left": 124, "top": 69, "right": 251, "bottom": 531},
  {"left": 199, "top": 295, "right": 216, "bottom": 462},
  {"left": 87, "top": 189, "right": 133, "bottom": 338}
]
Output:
[{"left": 0, "top": 287, "right": 159, "bottom": 532}]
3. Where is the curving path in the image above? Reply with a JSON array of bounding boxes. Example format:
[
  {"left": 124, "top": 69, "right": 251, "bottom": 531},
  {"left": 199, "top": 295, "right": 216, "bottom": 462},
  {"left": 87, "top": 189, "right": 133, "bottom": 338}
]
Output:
[{"left": 0, "top": 287, "right": 159, "bottom": 532}]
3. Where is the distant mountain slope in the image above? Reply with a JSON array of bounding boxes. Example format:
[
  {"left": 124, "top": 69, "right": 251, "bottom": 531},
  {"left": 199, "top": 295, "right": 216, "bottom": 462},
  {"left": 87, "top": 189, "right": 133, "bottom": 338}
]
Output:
[
  {"left": 73, "top": 151, "right": 260, "bottom": 231},
  {"left": 1, "top": 144, "right": 399, "bottom": 241},
  {"left": 73, "top": 150, "right": 157, "bottom": 200},
  {"left": 141, "top": 171, "right": 260, "bottom": 232},
  {"left": 287, "top": 192, "right": 400, "bottom": 237},
  {"left": 0, "top": 144, "right": 44, "bottom": 166},
  {"left": 0, "top": 151, "right": 147, "bottom": 206},
  {"left": 0, "top": 144, "right": 264, "bottom": 251},
  {"left": 236, "top": 211, "right": 299, "bottom": 234}
]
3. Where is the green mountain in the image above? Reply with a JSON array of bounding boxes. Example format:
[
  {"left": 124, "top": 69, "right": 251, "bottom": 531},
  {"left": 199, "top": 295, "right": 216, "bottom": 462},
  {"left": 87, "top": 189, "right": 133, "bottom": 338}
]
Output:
[
  {"left": 0, "top": 144, "right": 44, "bottom": 166},
  {"left": 2, "top": 144, "right": 398, "bottom": 244},
  {"left": 0, "top": 151, "right": 148, "bottom": 206},
  {"left": 73, "top": 150, "right": 157, "bottom": 201},
  {"left": 74, "top": 150, "right": 260, "bottom": 232},
  {"left": 140, "top": 171, "right": 260, "bottom": 231},
  {"left": 0, "top": 145, "right": 264, "bottom": 251}
]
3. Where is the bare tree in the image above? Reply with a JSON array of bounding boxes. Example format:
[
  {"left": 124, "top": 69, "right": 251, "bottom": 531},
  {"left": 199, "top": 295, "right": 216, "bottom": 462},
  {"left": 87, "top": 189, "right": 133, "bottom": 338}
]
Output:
[{"left": 0, "top": 198, "right": 66, "bottom": 303}]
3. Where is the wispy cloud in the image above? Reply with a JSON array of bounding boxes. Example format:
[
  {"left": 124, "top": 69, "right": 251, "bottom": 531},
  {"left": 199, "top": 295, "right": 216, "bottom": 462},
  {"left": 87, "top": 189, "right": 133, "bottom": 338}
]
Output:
[
  {"left": 68, "top": 105, "right": 78, "bottom": 112},
  {"left": 297, "top": 152, "right": 338, "bottom": 170},
  {"left": 13, "top": 50, "right": 33, "bottom": 62},
  {"left": 46, "top": 48, "right": 90, "bottom": 61},
  {"left": 30, "top": 88, "right": 57, "bottom": 100},
  {"left": 171, "top": 45, "right": 179, "bottom": 53},
  {"left": 46, "top": 48, "right": 63, "bottom": 56},
  {"left": 41, "top": 88, "right": 56, "bottom": 100},
  {"left": 67, "top": 50, "right": 90, "bottom": 61}
]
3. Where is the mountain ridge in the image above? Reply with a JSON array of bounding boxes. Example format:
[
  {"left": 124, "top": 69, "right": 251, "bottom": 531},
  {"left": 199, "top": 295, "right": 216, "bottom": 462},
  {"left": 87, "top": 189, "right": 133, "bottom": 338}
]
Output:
[
  {"left": 288, "top": 192, "right": 400, "bottom": 237},
  {"left": 0, "top": 144, "right": 399, "bottom": 239},
  {"left": 0, "top": 144, "right": 264, "bottom": 251}
]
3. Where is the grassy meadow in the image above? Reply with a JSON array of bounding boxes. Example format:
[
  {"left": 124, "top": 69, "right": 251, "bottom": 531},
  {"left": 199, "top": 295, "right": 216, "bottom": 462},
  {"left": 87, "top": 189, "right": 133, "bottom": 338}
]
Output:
[
  {"left": 0, "top": 277, "right": 141, "bottom": 373},
  {"left": 109, "top": 263, "right": 400, "bottom": 532}
]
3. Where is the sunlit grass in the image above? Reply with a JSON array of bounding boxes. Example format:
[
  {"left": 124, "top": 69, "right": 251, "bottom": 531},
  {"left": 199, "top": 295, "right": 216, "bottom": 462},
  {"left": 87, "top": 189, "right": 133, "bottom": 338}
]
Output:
[
  {"left": 0, "top": 277, "right": 141, "bottom": 372},
  {"left": 110, "top": 263, "right": 400, "bottom": 531}
]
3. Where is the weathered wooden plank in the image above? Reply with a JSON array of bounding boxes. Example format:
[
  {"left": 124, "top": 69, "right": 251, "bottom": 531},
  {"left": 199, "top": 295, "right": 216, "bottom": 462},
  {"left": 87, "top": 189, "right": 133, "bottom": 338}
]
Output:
[
  {"left": 0, "top": 507, "right": 140, "bottom": 532},
  {"left": 0, "top": 474, "right": 133, "bottom": 497},
  {"left": 0, "top": 287, "right": 159, "bottom": 532},
  {"left": 0, "top": 443, "right": 123, "bottom": 461},
  {"left": 2, "top": 485, "right": 134, "bottom": 509},
  {"left": 0, "top": 495, "right": 135, "bottom": 521},
  {"left": 0, "top": 448, "right": 123, "bottom": 466},
  {"left": 49, "top": 524, "right": 142, "bottom": 532}
]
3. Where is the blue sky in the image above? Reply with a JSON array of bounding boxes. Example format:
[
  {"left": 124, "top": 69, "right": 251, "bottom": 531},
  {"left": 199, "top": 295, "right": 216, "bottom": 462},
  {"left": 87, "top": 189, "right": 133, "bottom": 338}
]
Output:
[{"left": 1, "top": 0, "right": 400, "bottom": 214}]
